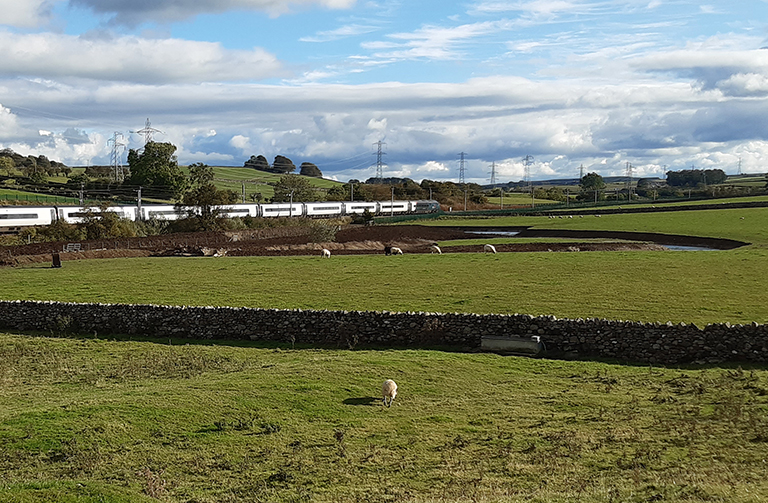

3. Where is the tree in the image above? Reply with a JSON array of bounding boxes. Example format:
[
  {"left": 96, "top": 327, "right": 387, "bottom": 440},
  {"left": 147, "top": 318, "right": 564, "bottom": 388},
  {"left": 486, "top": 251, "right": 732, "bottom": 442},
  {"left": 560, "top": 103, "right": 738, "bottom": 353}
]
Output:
[
  {"left": 78, "top": 203, "right": 137, "bottom": 240},
  {"left": 272, "top": 174, "right": 320, "bottom": 202},
  {"left": 66, "top": 173, "right": 89, "bottom": 188},
  {"left": 244, "top": 155, "right": 270, "bottom": 171},
  {"left": 28, "top": 171, "right": 48, "bottom": 185},
  {"left": 177, "top": 163, "right": 239, "bottom": 230},
  {"left": 126, "top": 142, "right": 187, "bottom": 199},
  {"left": 0, "top": 156, "right": 13, "bottom": 175},
  {"left": 666, "top": 169, "right": 726, "bottom": 187},
  {"left": 272, "top": 155, "right": 296, "bottom": 174},
  {"left": 299, "top": 162, "right": 322, "bottom": 177},
  {"left": 579, "top": 172, "right": 606, "bottom": 201}
]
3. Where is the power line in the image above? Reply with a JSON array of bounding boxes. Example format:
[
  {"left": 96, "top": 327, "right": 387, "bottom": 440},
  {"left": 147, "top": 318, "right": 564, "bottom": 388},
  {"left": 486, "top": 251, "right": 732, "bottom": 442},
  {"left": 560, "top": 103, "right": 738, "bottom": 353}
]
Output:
[
  {"left": 373, "top": 141, "right": 386, "bottom": 180},
  {"left": 131, "top": 118, "right": 163, "bottom": 145},
  {"left": 489, "top": 161, "right": 496, "bottom": 186},
  {"left": 107, "top": 132, "right": 127, "bottom": 183},
  {"left": 523, "top": 155, "right": 534, "bottom": 191}
]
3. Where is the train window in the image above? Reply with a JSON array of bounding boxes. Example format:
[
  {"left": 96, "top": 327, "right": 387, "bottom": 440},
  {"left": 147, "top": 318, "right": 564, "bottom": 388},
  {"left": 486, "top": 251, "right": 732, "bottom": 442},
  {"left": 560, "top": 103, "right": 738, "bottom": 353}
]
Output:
[
  {"left": 0, "top": 213, "right": 38, "bottom": 219},
  {"left": 311, "top": 206, "right": 341, "bottom": 211}
]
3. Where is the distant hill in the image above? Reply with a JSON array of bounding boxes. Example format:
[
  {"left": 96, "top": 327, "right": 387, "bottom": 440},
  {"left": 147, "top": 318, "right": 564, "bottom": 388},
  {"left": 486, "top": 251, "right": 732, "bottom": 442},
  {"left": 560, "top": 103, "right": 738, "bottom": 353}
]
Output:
[{"left": 485, "top": 176, "right": 665, "bottom": 190}]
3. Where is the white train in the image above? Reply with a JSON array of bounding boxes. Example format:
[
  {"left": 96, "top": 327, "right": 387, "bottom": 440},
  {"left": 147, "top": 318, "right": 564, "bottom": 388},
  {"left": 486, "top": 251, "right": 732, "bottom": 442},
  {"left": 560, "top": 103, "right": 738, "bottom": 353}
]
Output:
[{"left": 0, "top": 200, "right": 441, "bottom": 231}]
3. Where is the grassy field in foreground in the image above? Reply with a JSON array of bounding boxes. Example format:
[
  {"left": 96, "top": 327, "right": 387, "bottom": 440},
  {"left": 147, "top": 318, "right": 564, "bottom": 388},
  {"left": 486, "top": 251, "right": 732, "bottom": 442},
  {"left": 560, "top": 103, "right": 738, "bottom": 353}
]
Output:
[
  {"left": 1, "top": 333, "right": 767, "bottom": 503},
  {"left": 2, "top": 249, "right": 767, "bottom": 325}
]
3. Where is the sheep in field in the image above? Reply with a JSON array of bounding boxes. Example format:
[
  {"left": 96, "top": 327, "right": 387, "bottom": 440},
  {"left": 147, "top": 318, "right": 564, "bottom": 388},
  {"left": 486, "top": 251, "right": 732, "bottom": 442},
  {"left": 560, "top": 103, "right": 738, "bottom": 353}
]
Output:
[
  {"left": 321, "top": 248, "right": 331, "bottom": 258},
  {"left": 483, "top": 244, "right": 497, "bottom": 254},
  {"left": 390, "top": 246, "right": 404, "bottom": 255},
  {"left": 430, "top": 244, "right": 442, "bottom": 254},
  {"left": 382, "top": 379, "right": 398, "bottom": 407}
]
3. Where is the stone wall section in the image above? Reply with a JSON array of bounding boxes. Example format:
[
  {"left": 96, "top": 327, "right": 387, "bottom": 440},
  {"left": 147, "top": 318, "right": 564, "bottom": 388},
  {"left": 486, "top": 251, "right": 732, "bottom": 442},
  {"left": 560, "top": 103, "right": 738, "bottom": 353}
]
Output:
[{"left": 0, "top": 300, "right": 766, "bottom": 365}]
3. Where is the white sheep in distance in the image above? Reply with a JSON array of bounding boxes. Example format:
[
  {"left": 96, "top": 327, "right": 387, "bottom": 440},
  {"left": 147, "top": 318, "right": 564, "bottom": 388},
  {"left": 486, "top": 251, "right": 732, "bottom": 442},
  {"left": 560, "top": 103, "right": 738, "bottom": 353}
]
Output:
[
  {"left": 390, "top": 246, "right": 404, "bottom": 255},
  {"left": 321, "top": 248, "right": 331, "bottom": 258},
  {"left": 430, "top": 244, "right": 442, "bottom": 254},
  {"left": 483, "top": 244, "right": 497, "bottom": 254},
  {"left": 382, "top": 379, "right": 398, "bottom": 407}
]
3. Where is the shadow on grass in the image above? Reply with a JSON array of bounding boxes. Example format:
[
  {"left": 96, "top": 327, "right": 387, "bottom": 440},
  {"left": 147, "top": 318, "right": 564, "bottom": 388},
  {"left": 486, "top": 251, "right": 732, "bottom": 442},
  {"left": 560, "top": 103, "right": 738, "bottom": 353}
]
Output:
[{"left": 343, "top": 396, "right": 380, "bottom": 406}]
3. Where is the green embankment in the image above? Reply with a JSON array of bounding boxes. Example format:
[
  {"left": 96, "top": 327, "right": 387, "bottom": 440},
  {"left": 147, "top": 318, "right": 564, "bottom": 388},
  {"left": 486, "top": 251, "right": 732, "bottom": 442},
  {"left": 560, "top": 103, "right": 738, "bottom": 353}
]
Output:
[{"left": 207, "top": 166, "right": 342, "bottom": 201}]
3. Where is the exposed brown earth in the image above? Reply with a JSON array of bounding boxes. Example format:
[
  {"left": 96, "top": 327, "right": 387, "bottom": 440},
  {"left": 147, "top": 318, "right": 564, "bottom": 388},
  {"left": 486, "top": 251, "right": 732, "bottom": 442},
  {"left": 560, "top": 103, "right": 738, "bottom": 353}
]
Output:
[{"left": 0, "top": 224, "right": 739, "bottom": 267}]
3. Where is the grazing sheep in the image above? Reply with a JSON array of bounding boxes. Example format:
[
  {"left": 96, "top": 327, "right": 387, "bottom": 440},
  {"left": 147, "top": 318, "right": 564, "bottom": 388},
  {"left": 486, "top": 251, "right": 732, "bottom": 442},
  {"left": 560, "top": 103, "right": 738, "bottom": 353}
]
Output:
[
  {"left": 390, "top": 246, "right": 403, "bottom": 255},
  {"left": 483, "top": 244, "right": 497, "bottom": 254},
  {"left": 321, "top": 248, "right": 331, "bottom": 258},
  {"left": 382, "top": 379, "right": 398, "bottom": 407},
  {"left": 430, "top": 244, "right": 442, "bottom": 254},
  {"left": 384, "top": 245, "right": 392, "bottom": 256}
]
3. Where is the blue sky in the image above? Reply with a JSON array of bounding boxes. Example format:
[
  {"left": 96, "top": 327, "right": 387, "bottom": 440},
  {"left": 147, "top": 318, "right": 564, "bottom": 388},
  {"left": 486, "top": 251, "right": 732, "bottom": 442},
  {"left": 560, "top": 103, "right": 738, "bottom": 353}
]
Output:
[{"left": 1, "top": 0, "right": 767, "bottom": 183}]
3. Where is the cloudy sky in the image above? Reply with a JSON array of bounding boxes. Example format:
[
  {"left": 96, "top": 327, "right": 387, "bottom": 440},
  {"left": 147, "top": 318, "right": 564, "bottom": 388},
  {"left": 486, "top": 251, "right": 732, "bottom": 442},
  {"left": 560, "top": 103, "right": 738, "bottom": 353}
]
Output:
[{"left": 1, "top": 0, "right": 767, "bottom": 183}]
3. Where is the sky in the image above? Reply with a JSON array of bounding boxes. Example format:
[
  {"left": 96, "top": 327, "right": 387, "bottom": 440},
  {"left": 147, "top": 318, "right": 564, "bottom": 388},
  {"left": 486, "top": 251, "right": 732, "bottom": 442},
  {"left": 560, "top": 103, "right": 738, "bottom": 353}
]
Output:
[{"left": 1, "top": 0, "right": 767, "bottom": 184}]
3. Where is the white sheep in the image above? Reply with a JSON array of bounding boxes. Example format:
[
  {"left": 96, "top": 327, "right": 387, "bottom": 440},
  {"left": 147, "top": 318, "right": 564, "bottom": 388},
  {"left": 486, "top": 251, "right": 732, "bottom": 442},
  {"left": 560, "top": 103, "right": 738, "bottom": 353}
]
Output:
[
  {"left": 390, "top": 246, "right": 404, "bottom": 255},
  {"left": 321, "top": 248, "right": 331, "bottom": 258},
  {"left": 382, "top": 379, "right": 398, "bottom": 407},
  {"left": 483, "top": 244, "right": 497, "bottom": 254},
  {"left": 430, "top": 244, "right": 442, "bottom": 254}
]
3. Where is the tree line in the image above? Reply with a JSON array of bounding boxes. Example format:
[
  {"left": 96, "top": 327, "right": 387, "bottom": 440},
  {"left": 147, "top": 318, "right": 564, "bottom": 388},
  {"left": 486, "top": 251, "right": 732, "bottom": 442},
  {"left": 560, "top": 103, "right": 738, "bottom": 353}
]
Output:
[{"left": 244, "top": 154, "right": 322, "bottom": 177}]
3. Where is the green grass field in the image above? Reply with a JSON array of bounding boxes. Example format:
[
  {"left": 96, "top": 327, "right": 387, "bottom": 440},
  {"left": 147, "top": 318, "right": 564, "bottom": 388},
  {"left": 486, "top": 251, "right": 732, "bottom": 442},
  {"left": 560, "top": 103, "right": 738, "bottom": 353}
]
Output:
[
  {"left": 3, "top": 194, "right": 768, "bottom": 502},
  {"left": 486, "top": 194, "right": 560, "bottom": 206},
  {"left": 0, "top": 189, "right": 80, "bottom": 205},
  {"left": 2, "top": 333, "right": 767, "bottom": 503},
  {"left": 424, "top": 207, "right": 768, "bottom": 248},
  {"left": 2, "top": 248, "right": 767, "bottom": 325},
  {"left": 207, "top": 166, "right": 342, "bottom": 201},
  {"left": 2, "top": 207, "right": 768, "bottom": 325}
]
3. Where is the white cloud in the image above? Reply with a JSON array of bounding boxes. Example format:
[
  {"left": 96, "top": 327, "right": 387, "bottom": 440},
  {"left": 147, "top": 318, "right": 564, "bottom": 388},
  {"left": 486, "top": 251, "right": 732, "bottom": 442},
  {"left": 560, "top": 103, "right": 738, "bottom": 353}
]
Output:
[
  {"left": 3, "top": 68, "right": 767, "bottom": 178},
  {"left": 0, "top": 0, "right": 54, "bottom": 28},
  {"left": 69, "top": 0, "right": 357, "bottom": 25},
  {"left": 362, "top": 20, "right": 512, "bottom": 61},
  {"left": 0, "top": 105, "right": 23, "bottom": 138},
  {"left": 717, "top": 73, "right": 768, "bottom": 97},
  {"left": 416, "top": 160, "right": 449, "bottom": 172},
  {"left": 300, "top": 23, "right": 378, "bottom": 42},
  {"left": 0, "top": 32, "right": 284, "bottom": 84},
  {"left": 229, "top": 135, "right": 253, "bottom": 152}
]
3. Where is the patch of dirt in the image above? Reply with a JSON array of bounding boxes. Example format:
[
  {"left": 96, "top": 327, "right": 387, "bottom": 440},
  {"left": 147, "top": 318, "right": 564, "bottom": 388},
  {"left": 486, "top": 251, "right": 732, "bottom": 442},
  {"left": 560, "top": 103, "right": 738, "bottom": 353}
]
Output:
[{"left": 0, "top": 224, "right": 735, "bottom": 266}]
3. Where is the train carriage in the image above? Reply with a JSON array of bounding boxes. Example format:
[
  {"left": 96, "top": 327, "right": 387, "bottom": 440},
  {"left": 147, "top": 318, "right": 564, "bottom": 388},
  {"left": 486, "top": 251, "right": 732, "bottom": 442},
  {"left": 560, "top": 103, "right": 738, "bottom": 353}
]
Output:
[
  {"left": 260, "top": 203, "right": 305, "bottom": 218},
  {"left": 377, "top": 200, "right": 410, "bottom": 215},
  {"left": 58, "top": 206, "right": 137, "bottom": 223},
  {"left": 0, "top": 206, "right": 56, "bottom": 229},
  {"left": 342, "top": 202, "right": 378, "bottom": 215},
  {"left": 0, "top": 199, "right": 441, "bottom": 230},
  {"left": 305, "top": 202, "right": 344, "bottom": 217}
]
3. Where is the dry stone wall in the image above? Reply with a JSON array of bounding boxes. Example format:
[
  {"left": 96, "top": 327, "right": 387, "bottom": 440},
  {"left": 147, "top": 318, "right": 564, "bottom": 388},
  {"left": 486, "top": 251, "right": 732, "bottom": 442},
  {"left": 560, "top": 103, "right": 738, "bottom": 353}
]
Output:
[{"left": 0, "top": 300, "right": 766, "bottom": 365}]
